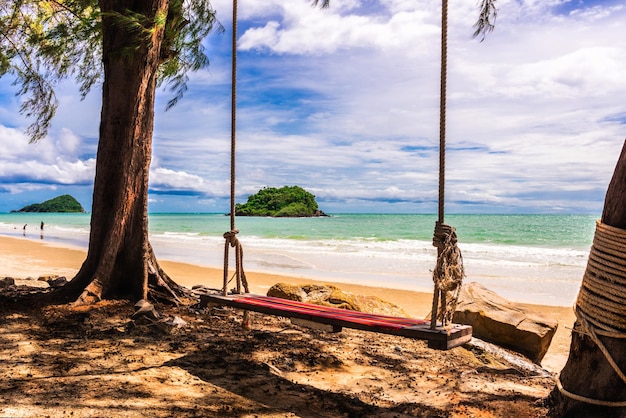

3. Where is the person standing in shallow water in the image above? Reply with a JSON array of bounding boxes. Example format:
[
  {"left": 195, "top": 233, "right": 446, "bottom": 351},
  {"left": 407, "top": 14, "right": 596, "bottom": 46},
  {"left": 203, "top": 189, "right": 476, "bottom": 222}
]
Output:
[
  {"left": 40, "top": 221, "right": 44, "bottom": 230},
  {"left": 40, "top": 221, "right": 44, "bottom": 239}
]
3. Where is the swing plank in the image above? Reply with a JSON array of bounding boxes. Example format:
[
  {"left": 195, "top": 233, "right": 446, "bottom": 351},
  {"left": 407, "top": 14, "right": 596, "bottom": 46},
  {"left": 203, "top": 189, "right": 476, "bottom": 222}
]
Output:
[{"left": 200, "top": 293, "right": 472, "bottom": 350}]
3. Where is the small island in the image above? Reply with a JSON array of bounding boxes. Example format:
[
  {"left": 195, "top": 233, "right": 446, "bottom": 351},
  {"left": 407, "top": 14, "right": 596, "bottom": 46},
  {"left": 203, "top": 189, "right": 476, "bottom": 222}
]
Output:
[
  {"left": 235, "top": 186, "right": 327, "bottom": 217},
  {"left": 12, "top": 194, "right": 85, "bottom": 213}
]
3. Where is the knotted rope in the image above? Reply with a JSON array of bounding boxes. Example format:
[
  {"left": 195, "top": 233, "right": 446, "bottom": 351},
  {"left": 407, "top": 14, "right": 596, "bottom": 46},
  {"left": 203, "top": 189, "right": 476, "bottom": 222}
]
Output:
[
  {"left": 223, "top": 229, "right": 249, "bottom": 295},
  {"left": 431, "top": 221, "right": 465, "bottom": 327},
  {"left": 557, "top": 220, "right": 626, "bottom": 407}
]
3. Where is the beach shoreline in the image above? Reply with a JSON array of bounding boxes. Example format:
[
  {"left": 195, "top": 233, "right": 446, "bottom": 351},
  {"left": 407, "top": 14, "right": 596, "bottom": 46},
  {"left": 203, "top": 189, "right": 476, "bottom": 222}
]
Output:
[
  {"left": 0, "top": 234, "right": 575, "bottom": 372},
  {"left": 1, "top": 212, "right": 591, "bottom": 307}
]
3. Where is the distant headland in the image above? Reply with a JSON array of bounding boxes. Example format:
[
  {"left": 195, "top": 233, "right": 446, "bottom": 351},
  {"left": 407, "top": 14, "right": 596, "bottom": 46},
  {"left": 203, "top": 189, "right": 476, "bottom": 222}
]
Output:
[
  {"left": 11, "top": 194, "right": 85, "bottom": 213},
  {"left": 235, "top": 186, "right": 327, "bottom": 217}
]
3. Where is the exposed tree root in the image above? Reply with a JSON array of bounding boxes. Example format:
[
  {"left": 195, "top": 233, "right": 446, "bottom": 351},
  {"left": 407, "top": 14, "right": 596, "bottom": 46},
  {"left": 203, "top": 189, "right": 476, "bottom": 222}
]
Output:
[{"left": 42, "top": 246, "right": 195, "bottom": 308}]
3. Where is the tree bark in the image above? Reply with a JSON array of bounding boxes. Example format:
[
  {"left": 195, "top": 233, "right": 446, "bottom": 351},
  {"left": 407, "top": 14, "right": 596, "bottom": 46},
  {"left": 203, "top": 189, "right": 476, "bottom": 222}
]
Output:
[
  {"left": 548, "top": 140, "right": 626, "bottom": 417},
  {"left": 52, "top": 0, "right": 185, "bottom": 305}
]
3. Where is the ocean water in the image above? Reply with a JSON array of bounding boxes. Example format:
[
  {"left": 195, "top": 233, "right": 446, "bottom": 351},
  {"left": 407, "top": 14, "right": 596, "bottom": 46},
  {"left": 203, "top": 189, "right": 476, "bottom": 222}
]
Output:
[{"left": 0, "top": 213, "right": 598, "bottom": 306}]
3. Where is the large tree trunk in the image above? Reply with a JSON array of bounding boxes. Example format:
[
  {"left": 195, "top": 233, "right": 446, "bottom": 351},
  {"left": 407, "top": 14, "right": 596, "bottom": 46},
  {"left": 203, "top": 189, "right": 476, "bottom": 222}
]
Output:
[
  {"left": 548, "top": 140, "right": 626, "bottom": 417},
  {"left": 54, "top": 0, "right": 185, "bottom": 305}
]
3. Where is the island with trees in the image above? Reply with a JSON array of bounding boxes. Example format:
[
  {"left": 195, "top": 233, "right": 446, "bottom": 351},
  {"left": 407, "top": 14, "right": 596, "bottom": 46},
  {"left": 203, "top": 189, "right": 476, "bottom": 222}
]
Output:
[
  {"left": 12, "top": 194, "right": 85, "bottom": 213},
  {"left": 235, "top": 186, "right": 328, "bottom": 217}
]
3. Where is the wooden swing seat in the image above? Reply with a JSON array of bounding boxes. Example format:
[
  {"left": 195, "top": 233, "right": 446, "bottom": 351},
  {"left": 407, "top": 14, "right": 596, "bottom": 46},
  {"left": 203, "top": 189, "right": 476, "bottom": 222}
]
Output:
[{"left": 200, "top": 293, "right": 472, "bottom": 350}]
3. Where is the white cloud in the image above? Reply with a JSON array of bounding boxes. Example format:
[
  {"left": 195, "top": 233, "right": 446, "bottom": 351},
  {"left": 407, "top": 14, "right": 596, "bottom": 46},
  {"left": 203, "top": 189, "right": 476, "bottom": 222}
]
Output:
[
  {"left": 0, "top": 126, "right": 95, "bottom": 187},
  {"left": 502, "top": 47, "right": 626, "bottom": 99},
  {"left": 238, "top": 0, "right": 440, "bottom": 55},
  {"left": 150, "top": 167, "right": 230, "bottom": 196}
]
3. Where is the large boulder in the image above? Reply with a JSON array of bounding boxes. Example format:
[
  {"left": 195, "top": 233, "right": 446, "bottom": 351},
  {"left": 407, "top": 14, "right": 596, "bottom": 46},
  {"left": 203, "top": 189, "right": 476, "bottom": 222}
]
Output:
[
  {"left": 453, "top": 282, "right": 558, "bottom": 363},
  {"left": 265, "top": 283, "right": 308, "bottom": 302},
  {"left": 267, "top": 283, "right": 409, "bottom": 317}
]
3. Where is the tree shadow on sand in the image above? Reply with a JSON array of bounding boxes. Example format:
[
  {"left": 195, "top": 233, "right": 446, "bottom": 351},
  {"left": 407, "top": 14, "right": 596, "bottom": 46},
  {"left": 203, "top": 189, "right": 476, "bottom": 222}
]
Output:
[
  {"left": 163, "top": 339, "right": 445, "bottom": 418},
  {"left": 0, "top": 293, "right": 553, "bottom": 417}
]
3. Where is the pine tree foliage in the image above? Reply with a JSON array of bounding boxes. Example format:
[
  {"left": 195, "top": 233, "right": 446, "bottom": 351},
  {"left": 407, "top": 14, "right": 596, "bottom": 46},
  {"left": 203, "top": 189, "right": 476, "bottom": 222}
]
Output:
[
  {"left": 0, "top": 0, "right": 220, "bottom": 142},
  {"left": 473, "top": 0, "right": 497, "bottom": 41},
  {"left": 0, "top": 1, "right": 101, "bottom": 141}
]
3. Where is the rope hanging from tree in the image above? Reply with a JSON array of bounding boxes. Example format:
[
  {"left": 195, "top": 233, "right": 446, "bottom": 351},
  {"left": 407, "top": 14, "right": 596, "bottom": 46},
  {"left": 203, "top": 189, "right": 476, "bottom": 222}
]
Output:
[
  {"left": 430, "top": 0, "right": 465, "bottom": 329},
  {"left": 556, "top": 220, "right": 626, "bottom": 407},
  {"left": 223, "top": 0, "right": 249, "bottom": 296}
]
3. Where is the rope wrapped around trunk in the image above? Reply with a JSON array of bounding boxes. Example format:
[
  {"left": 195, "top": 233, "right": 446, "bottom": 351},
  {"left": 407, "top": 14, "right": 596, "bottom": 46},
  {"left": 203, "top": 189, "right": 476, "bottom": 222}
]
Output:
[
  {"left": 432, "top": 221, "right": 465, "bottom": 326},
  {"left": 578, "top": 221, "right": 626, "bottom": 334},
  {"left": 557, "top": 220, "right": 626, "bottom": 407}
]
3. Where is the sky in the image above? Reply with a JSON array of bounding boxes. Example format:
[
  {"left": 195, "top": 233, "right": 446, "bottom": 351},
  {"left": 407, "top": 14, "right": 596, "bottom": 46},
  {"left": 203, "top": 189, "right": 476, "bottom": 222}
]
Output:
[{"left": 0, "top": 0, "right": 625, "bottom": 214}]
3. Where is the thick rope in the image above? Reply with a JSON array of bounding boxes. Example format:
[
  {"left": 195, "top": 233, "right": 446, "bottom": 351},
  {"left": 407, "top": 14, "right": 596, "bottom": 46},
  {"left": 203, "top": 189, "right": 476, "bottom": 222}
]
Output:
[
  {"left": 438, "top": 0, "right": 448, "bottom": 225},
  {"left": 222, "top": 0, "right": 248, "bottom": 297},
  {"left": 223, "top": 229, "right": 249, "bottom": 295},
  {"left": 557, "top": 220, "right": 626, "bottom": 407},
  {"left": 556, "top": 377, "right": 626, "bottom": 408},
  {"left": 432, "top": 221, "right": 465, "bottom": 327},
  {"left": 577, "top": 221, "right": 626, "bottom": 333},
  {"left": 430, "top": 0, "right": 464, "bottom": 330},
  {"left": 229, "top": 0, "right": 237, "bottom": 232}
]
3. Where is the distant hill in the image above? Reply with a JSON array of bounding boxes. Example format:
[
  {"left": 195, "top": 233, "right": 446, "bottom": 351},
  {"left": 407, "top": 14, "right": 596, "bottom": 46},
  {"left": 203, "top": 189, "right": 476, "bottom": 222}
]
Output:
[
  {"left": 13, "top": 194, "right": 85, "bottom": 213},
  {"left": 235, "top": 186, "right": 327, "bottom": 217}
]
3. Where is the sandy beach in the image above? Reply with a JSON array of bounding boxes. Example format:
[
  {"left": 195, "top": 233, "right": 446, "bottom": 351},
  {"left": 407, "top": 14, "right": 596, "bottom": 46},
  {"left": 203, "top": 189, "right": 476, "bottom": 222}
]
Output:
[
  {"left": 0, "top": 233, "right": 583, "bottom": 416},
  {"left": 0, "top": 234, "right": 575, "bottom": 372}
]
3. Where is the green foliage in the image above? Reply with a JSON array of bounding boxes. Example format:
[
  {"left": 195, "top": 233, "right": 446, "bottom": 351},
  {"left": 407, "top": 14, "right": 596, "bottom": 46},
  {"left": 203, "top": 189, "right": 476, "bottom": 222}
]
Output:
[
  {"left": 0, "top": 1, "right": 102, "bottom": 141},
  {"left": 473, "top": 0, "right": 498, "bottom": 41},
  {"left": 235, "top": 186, "right": 322, "bottom": 217},
  {"left": 310, "top": 0, "right": 330, "bottom": 8},
  {"left": 274, "top": 203, "right": 312, "bottom": 217},
  {"left": 0, "top": 0, "right": 221, "bottom": 141},
  {"left": 15, "top": 194, "right": 85, "bottom": 212},
  {"left": 158, "top": 0, "right": 222, "bottom": 110}
]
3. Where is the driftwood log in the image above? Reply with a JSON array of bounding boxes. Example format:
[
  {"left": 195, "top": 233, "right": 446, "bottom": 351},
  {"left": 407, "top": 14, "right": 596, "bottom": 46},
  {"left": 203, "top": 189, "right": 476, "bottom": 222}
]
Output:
[{"left": 454, "top": 282, "right": 557, "bottom": 363}]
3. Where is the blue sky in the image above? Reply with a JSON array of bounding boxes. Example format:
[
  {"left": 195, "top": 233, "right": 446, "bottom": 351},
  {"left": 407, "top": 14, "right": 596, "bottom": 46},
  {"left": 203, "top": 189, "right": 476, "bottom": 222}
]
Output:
[{"left": 0, "top": 0, "right": 625, "bottom": 214}]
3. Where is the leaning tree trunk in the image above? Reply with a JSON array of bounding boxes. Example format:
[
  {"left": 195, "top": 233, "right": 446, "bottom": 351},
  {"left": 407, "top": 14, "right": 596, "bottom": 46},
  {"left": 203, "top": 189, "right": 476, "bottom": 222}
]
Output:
[
  {"left": 548, "top": 140, "right": 626, "bottom": 417},
  {"left": 55, "top": 0, "right": 184, "bottom": 305}
]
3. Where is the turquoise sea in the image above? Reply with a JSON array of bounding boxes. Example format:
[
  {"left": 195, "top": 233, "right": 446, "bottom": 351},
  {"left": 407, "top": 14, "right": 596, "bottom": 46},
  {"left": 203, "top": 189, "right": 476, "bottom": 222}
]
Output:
[{"left": 0, "top": 213, "right": 598, "bottom": 306}]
